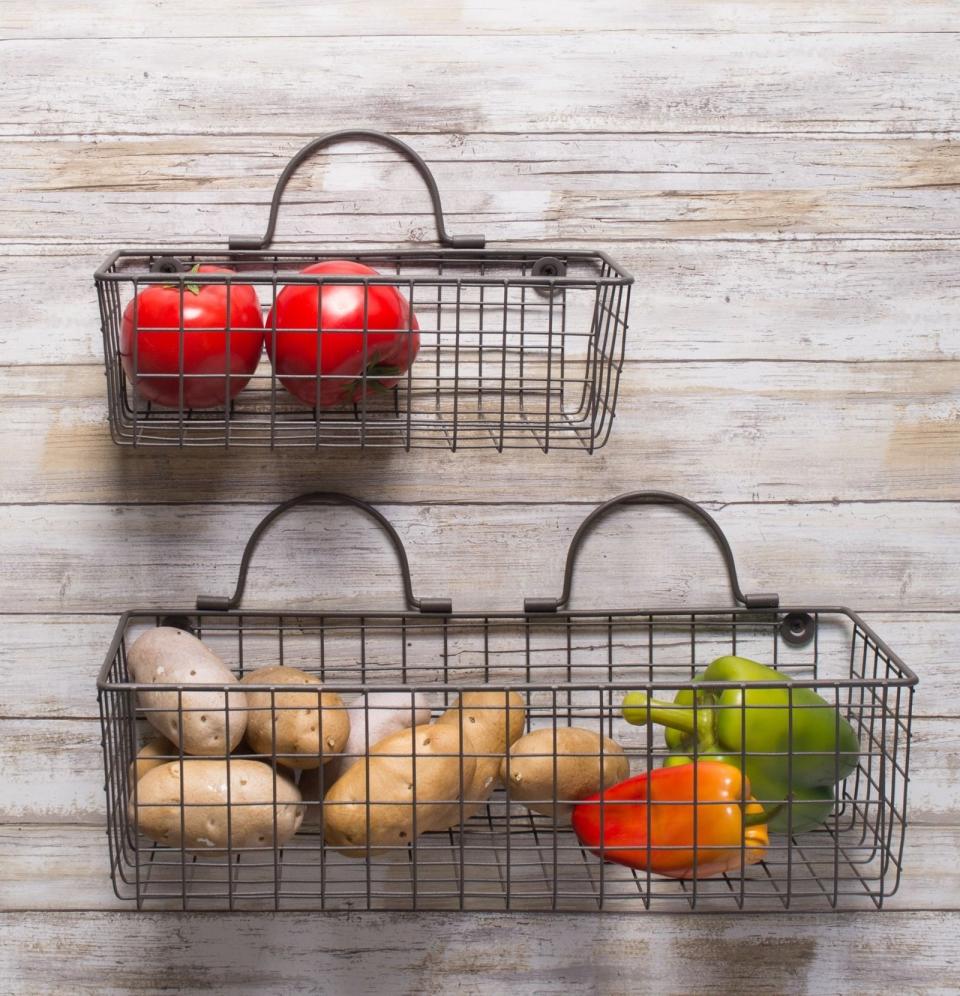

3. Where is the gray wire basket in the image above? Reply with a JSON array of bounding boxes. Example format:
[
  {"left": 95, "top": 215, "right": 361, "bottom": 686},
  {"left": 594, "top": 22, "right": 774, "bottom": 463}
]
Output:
[
  {"left": 97, "top": 492, "right": 917, "bottom": 912},
  {"left": 95, "top": 131, "right": 633, "bottom": 451}
]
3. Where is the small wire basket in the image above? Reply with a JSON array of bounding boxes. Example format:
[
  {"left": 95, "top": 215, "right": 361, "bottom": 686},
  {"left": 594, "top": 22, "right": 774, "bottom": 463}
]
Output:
[
  {"left": 97, "top": 492, "right": 917, "bottom": 912},
  {"left": 95, "top": 130, "right": 633, "bottom": 451}
]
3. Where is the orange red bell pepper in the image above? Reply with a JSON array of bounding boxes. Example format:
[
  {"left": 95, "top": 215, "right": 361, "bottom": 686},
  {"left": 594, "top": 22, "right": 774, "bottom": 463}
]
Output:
[{"left": 570, "top": 760, "right": 769, "bottom": 879}]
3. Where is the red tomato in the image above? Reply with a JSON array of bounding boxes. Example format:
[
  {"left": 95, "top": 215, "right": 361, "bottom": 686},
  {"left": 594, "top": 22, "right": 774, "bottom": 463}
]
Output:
[
  {"left": 265, "top": 261, "right": 420, "bottom": 409},
  {"left": 120, "top": 265, "right": 264, "bottom": 409}
]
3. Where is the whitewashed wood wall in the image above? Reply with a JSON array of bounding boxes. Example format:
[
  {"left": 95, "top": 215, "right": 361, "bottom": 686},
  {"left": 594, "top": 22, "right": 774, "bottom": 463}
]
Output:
[{"left": 2, "top": 1, "right": 959, "bottom": 992}]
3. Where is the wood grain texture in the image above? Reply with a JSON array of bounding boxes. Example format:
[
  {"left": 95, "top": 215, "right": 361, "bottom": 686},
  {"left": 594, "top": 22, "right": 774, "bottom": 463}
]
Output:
[
  {"left": 1, "top": 500, "right": 959, "bottom": 613},
  {"left": 2, "top": 0, "right": 959, "bottom": 985},
  {"left": 4, "top": 34, "right": 959, "bottom": 138},
  {"left": 0, "top": 713, "right": 946, "bottom": 825},
  {"left": 1, "top": 823, "right": 958, "bottom": 913},
  {"left": 6, "top": 1, "right": 960, "bottom": 38},
  {"left": 3, "top": 362, "right": 960, "bottom": 502},
  {"left": 5, "top": 240, "right": 960, "bottom": 366},
  {"left": 5, "top": 611, "right": 952, "bottom": 721},
  {"left": 2, "top": 908, "right": 959, "bottom": 996},
  {"left": 5, "top": 133, "right": 960, "bottom": 244}
]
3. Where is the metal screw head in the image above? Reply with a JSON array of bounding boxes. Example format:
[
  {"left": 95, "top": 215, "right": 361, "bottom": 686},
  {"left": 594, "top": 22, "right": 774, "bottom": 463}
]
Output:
[
  {"left": 531, "top": 256, "right": 566, "bottom": 296},
  {"left": 149, "top": 255, "right": 186, "bottom": 274},
  {"left": 780, "top": 611, "right": 815, "bottom": 647}
]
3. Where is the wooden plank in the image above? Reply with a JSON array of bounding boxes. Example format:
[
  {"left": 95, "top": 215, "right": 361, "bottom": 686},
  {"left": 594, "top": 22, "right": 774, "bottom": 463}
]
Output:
[
  {"left": 1, "top": 908, "right": 958, "bottom": 995},
  {"left": 3, "top": 34, "right": 959, "bottom": 138},
  {"left": 6, "top": 133, "right": 960, "bottom": 243},
  {"left": 5, "top": 239, "right": 959, "bottom": 366},
  {"left": 0, "top": 500, "right": 959, "bottom": 612},
  {"left": 1, "top": 612, "right": 952, "bottom": 721},
  {"left": 3, "top": 362, "right": 960, "bottom": 503},
  {"left": 11, "top": 133, "right": 960, "bottom": 198},
  {"left": 0, "top": 715, "right": 949, "bottom": 824},
  {"left": 1, "top": 822, "right": 956, "bottom": 913},
  {"left": 5, "top": 1, "right": 959, "bottom": 38}
]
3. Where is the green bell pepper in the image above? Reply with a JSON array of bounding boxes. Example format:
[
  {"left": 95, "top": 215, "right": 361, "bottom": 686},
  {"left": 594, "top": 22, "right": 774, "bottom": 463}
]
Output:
[{"left": 622, "top": 655, "right": 860, "bottom": 833}]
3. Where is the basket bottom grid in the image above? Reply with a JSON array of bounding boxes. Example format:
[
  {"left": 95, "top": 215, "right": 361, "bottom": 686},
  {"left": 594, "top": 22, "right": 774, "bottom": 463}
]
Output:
[{"left": 117, "top": 796, "right": 898, "bottom": 913}]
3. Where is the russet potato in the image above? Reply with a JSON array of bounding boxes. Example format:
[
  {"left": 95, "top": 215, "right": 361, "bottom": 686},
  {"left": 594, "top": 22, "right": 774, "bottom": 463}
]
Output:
[
  {"left": 129, "top": 627, "right": 247, "bottom": 755},
  {"left": 240, "top": 665, "right": 349, "bottom": 770},
  {"left": 323, "top": 722, "right": 475, "bottom": 858},
  {"left": 132, "top": 758, "right": 303, "bottom": 853},
  {"left": 501, "top": 726, "right": 629, "bottom": 821},
  {"left": 435, "top": 690, "right": 526, "bottom": 822}
]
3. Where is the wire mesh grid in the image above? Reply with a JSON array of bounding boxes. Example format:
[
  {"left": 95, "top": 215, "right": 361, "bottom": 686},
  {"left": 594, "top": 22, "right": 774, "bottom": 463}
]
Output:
[
  {"left": 96, "top": 248, "right": 631, "bottom": 450},
  {"left": 98, "top": 607, "right": 915, "bottom": 913},
  {"left": 95, "top": 130, "right": 632, "bottom": 450}
]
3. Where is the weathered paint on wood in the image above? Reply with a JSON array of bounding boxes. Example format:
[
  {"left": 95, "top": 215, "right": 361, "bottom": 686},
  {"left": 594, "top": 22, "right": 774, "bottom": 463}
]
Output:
[
  {"left": 4, "top": 612, "right": 951, "bottom": 721},
  {"left": 2, "top": 0, "right": 958, "bottom": 989},
  {"left": 2, "top": 909, "right": 959, "bottom": 995},
  {"left": 3, "top": 362, "right": 960, "bottom": 503},
  {"left": 0, "top": 501, "right": 958, "bottom": 612},
  {"left": 4, "top": 34, "right": 960, "bottom": 138},
  {"left": 7, "top": 1, "right": 960, "bottom": 38}
]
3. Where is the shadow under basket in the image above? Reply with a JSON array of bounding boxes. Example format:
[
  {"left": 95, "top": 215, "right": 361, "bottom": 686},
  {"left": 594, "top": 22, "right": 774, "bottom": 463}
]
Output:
[
  {"left": 95, "top": 130, "right": 632, "bottom": 452},
  {"left": 97, "top": 492, "right": 917, "bottom": 912}
]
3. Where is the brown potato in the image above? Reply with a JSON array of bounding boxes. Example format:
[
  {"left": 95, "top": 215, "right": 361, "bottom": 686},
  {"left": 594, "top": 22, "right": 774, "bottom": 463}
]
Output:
[
  {"left": 500, "top": 726, "right": 630, "bottom": 821},
  {"left": 323, "top": 722, "right": 475, "bottom": 858},
  {"left": 129, "top": 627, "right": 247, "bottom": 755},
  {"left": 436, "top": 690, "right": 526, "bottom": 822},
  {"left": 128, "top": 736, "right": 177, "bottom": 784},
  {"left": 240, "top": 666, "right": 349, "bottom": 770},
  {"left": 132, "top": 759, "right": 303, "bottom": 853}
]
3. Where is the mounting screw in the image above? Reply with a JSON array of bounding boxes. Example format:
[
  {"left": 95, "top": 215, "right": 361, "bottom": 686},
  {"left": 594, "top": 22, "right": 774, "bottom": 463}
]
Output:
[
  {"left": 780, "top": 611, "right": 815, "bottom": 647},
  {"left": 532, "top": 256, "right": 567, "bottom": 297},
  {"left": 149, "top": 255, "right": 186, "bottom": 274}
]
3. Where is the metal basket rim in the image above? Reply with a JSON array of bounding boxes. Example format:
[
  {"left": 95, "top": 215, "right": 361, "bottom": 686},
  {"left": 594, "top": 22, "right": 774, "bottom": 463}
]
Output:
[
  {"left": 94, "top": 246, "right": 636, "bottom": 285},
  {"left": 96, "top": 604, "right": 919, "bottom": 690}
]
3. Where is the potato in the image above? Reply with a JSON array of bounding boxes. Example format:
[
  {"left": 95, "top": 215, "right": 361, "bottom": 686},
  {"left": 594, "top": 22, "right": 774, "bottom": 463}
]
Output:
[
  {"left": 500, "top": 726, "right": 630, "bottom": 821},
  {"left": 325, "top": 690, "right": 432, "bottom": 783},
  {"left": 436, "top": 690, "right": 526, "bottom": 821},
  {"left": 132, "top": 758, "right": 303, "bottom": 852},
  {"left": 240, "top": 665, "right": 349, "bottom": 769},
  {"left": 129, "top": 736, "right": 177, "bottom": 784},
  {"left": 129, "top": 627, "right": 247, "bottom": 755},
  {"left": 323, "top": 723, "right": 475, "bottom": 858}
]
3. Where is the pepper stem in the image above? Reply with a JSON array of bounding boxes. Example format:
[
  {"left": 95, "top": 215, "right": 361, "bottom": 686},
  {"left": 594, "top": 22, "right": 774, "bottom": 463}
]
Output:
[
  {"left": 622, "top": 691, "right": 701, "bottom": 735},
  {"left": 743, "top": 803, "right": 783, "bottom": 828}
]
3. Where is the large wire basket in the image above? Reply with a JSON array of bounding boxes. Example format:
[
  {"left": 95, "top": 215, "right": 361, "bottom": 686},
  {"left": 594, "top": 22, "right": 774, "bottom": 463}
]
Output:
[
  {"left": 97, "top": 492, "right": 917, "bottom": 912},
  {"left": 95, "top": 130, "right": 632, "bottom": 451}
]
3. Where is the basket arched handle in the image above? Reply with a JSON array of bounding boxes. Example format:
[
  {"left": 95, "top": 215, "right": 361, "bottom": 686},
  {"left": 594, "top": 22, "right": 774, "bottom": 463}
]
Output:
[
  {"left": 524, "top": 491, "right": 779, "bottom": 614},
  {"left": 197, "top": 492, "right": 451, "bottom": 614},
  {"left": 228, "top": 129, "right": 486, "bottom": 251}
]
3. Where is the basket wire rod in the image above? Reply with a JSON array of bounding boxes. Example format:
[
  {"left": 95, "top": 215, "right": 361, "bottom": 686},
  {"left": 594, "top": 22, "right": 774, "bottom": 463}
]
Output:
[
  {"left": 497, "top": 282, "right": 509, "bottom": 452},
  {"left": 543, "top": 287, "right": 554, "bottom": 454},
  {"left": 738, "top": 677, "right": 747, "bottom": 910},
  {"left": 405, "top": 277, "right": 414, "bottom": 451},
  {"left": 269, "top": 274, "right": 279, "bottom": 449},
  {"left": 785, "top": 684, "right": 794, "bottom": 908},
  {"left": 551, "top": 689, "right": 559, "bottom": 910},
  {"left": 227, "top": 130, "right": 485, "bottom": 252},
  {"left": 223, "top": 280, "right": 232, "bottom": 448},
  {"left": 831, "top": 681, "right": 842, "bottom": 908},
  {"left": 359, "top": 284, "right": 369, "bottom": 448},
  {"left": 524, "top": 490, "right": 780, "bottom": 614},
  {"left": 131, "top": 276, "right": 142, "bottom": 446},
  {"left": 177, "top": 691, "right": 189, "bottom": 912},
  {"left": 195, "top": 491, "right": 451, "bottom": 614},
  {"left": 452, "top": 281, "right": 462, "bottom": 452}
]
